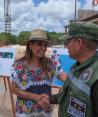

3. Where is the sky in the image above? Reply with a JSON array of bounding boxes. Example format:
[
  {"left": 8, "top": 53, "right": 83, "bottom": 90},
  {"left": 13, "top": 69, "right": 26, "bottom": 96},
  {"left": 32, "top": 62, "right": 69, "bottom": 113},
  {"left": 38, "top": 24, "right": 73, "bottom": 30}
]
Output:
[{"left": 0, "top": 0, "right": 98, "bottom": 35}]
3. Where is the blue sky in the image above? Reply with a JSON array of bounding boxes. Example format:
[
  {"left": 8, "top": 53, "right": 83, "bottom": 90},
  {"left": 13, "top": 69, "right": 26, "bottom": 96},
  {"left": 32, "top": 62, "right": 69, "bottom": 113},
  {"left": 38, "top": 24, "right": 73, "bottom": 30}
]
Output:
[
  {"left": 0, "top": 0, "right": 98, "bottom": 34},
  {"left": 80, "top": 0, "right": 86, "bottom": 5},
  {"left": 33, "top": 0, "right": 48, "bottom": 6},
  {"left": 33, "top": 0, "right": 86, "bottom": 6}
]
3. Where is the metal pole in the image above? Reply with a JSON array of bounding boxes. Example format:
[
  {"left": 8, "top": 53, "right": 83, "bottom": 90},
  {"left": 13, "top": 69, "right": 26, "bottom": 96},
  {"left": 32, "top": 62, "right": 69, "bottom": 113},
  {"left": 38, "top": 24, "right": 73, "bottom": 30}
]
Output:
[
  {"left": 75, "top": 0, "right": 77, "bottom": 20},
  {"left": 4, "top": 0, "right": 11, "bottom": 45}
]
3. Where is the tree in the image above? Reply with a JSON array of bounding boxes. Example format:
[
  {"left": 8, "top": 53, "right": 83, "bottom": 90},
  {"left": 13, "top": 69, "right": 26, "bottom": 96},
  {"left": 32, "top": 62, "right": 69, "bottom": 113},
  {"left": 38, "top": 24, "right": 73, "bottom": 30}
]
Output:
[{"left": 17, "top": 31, "right": 30, "bottom": 45}]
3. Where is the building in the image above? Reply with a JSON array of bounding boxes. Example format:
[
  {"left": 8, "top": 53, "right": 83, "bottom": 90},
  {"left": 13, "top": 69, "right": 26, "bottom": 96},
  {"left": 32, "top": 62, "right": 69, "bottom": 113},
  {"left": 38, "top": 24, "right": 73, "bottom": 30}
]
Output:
[
  {"left": 64, "top": 10, "right": 98, "bottom": 34},
  {"left": 78, "top": 10, "right": 98, "bottom": 24}
]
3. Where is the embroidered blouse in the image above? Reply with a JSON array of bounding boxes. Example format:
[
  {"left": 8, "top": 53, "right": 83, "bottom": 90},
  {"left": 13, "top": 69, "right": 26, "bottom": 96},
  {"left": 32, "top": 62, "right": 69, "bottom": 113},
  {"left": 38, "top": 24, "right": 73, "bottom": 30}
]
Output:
[{"left": 11, "top": 58, "right": 63, "bottom": 116}]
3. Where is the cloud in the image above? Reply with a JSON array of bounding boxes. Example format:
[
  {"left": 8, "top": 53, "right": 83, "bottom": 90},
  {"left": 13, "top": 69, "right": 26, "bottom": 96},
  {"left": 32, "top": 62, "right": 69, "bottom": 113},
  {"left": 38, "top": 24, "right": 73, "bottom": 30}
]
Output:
[
  {"left": 37, "top": 0, "right": 75, "bottom": 19},
  {"left": 0, "top": 1, "right": 4, "bottom": 32},
  {"left": 36, "top": 0, "right": 81, "bottom": 32},
  {"left": 12, "top": 0, "right": 29, "bottom": 3},
  {"left": 80, "top": 0, "right": 98, "bottom": 10},
  {"left": 4, "top": 0, "right": 39, "bottom": 34},
  {"left": 83, "top": 0, "right": 98, "bottom": 10},
  {"left": 0, "top": 0, "right": 98, "bottom": 35}
]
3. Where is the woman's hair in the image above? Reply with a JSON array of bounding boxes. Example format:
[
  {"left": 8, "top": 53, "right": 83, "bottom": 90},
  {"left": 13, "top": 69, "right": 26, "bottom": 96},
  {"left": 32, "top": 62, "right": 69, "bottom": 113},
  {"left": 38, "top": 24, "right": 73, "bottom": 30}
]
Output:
[
  {"left": 40, "top": 56, "right": 50, "bottom": 78},
  {"left": 16, "top": 40, "right": 50, "bottom": 78},
  {"left": 15, "top": 41, "right": 33, "bottom": 62},
  {"left": 25, "top": 41, "right": 34, "bottom": 61}
]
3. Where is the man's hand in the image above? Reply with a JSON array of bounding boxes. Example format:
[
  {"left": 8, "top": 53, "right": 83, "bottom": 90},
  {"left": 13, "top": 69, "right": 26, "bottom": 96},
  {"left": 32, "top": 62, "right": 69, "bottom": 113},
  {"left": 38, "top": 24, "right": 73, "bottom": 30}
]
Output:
[{"left": 37, "top": 94, "right": 50, "bottom": 109}]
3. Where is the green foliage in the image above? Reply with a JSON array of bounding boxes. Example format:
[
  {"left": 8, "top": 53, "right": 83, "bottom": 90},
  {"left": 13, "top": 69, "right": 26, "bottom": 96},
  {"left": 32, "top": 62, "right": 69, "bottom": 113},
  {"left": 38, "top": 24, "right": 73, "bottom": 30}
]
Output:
[
  {"left": 47, "top": 31, "right": 64, "bottom": 45},
  {"left": 0, "top": 31, "right": 64, "bottom": 45},
  {"left": 17, "top": 31, "right": 30, "bottom": 45},
  {"left": 0, "top": 32, "right": 8, "bottom": 45}
]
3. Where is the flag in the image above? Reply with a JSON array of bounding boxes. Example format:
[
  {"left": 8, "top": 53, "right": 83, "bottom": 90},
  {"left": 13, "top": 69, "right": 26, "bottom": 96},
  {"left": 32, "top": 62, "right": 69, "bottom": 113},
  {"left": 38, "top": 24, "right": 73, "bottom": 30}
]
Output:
[{"left": 92, "top": 0, "right": 98, "bottom": 6}]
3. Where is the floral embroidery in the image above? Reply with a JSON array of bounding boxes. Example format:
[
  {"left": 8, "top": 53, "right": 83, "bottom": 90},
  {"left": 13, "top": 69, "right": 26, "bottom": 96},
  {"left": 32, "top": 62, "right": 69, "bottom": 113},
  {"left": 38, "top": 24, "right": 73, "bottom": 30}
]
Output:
[
  {"left": 19, "top": 100, "right": 24, "bottom": 107},
  {"left": 21, "top": 81, "right": 27, "bottom": 86},
  {"left": 16, "top": 64, "right": 23, "bottom": 71},
  {"left": 22, "top": 74, "right": 27, "bottom": 80},
  {"left": 11, "top": 58, "right": 63, "bottom": 115}
]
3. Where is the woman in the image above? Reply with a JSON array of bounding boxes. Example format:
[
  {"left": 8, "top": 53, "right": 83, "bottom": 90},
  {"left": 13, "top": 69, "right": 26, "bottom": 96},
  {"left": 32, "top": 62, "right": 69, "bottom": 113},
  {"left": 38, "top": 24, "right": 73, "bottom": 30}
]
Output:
[{"left": 10, "top": 29, "right": 67, "bottom": 117}]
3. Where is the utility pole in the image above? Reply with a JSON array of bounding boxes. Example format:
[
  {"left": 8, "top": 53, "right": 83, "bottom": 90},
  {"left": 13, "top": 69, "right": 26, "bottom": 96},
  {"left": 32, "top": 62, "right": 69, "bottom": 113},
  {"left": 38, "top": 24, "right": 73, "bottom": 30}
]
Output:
[
  {"left": 74, "top": 0, "right": 77, "bottom": 20},
  {"left": 4, "top": 0, "right": 11, "bottom": 45}
]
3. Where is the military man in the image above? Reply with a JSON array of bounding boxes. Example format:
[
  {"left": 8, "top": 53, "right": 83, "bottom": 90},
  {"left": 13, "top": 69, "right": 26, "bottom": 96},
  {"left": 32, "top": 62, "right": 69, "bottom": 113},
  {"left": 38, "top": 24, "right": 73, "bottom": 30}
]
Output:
[{"left": 40, "top": 21, "right": 98, "bottom": 117}]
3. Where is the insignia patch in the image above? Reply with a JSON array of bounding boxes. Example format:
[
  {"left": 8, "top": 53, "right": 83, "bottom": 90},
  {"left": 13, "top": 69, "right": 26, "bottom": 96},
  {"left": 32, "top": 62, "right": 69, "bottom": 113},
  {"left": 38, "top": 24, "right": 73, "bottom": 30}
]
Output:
[
  {"left": 79, "top": 68, "right": 92, "bottom": 82},
  {"left": 67, "top": 96, "right": 86, "bottom": 117}
]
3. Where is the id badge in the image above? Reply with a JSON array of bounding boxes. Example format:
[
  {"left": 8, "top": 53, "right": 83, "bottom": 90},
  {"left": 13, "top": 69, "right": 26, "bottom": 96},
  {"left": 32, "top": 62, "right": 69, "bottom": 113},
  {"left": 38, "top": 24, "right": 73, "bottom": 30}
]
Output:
[{"left": 67, "top": 96, "right": 86, "bottom": 117}]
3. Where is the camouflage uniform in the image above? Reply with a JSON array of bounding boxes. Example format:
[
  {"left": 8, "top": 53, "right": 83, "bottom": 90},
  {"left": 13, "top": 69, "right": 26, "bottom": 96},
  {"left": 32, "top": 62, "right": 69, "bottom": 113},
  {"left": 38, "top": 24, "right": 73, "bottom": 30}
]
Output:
[{"left": 50, "top": 22, "right": 98, "bottom": 117}]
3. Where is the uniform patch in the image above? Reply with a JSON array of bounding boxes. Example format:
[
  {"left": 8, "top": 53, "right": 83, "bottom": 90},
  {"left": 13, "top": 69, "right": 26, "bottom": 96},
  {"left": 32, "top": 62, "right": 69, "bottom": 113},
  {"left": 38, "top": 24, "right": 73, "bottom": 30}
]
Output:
[
  {"left": 67, "top": 96, "right": 86, "bottom": 117},
  {"left": 79, "top": 68, "right": 92, "bottom": 82}
]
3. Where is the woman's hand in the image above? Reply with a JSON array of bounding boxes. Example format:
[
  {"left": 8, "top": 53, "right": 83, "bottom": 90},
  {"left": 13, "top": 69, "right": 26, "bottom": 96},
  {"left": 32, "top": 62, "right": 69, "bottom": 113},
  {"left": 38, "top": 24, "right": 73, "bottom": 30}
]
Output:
[{"left": 37, "top": 94, "right": 50, "bottom": 109}]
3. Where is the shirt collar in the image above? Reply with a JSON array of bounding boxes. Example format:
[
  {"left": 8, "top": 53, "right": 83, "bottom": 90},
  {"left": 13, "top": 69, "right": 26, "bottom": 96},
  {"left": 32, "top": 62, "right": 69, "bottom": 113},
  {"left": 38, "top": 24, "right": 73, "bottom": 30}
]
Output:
[{"left": 72, "top": 52, "right": 98, "bottom": 72}]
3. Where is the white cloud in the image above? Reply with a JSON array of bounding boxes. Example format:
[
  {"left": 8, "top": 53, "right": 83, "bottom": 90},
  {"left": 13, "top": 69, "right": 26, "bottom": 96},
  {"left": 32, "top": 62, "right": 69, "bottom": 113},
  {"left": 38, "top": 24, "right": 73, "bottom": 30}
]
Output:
[
  {"left": 0, "top": 0, "right": 98, "bottom": 35},
  {"left": 5, "top": 0, "right": 39, "bottom": 34},
  {"left": 12, "top": 0, "right": 29, "bottom": 3},
  {"left": 82, "top": 0, "right": 98, "bottom": 10},
  {"left": 37, "top": 0, "right": 75, "bottom": 19},
  {"left": 36, "top": 0, "right": 81, "bottom": 32},
  {"left": 0, "top": 1, "right": 4, "bottom": 32}
]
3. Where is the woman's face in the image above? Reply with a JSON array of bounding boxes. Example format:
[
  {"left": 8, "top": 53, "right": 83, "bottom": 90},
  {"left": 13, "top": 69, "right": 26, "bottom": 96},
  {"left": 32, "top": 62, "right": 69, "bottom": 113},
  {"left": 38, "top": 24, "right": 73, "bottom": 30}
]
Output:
[{"left": 29, "top": 40, "right": 48, "bottom": 58}]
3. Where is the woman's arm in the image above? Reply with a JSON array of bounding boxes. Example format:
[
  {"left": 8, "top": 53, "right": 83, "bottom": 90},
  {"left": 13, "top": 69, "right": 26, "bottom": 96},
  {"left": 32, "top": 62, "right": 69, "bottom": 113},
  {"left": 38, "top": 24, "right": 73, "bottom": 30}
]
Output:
[{"left": 10, "top": 81, "right": 42, "bottom": 101}]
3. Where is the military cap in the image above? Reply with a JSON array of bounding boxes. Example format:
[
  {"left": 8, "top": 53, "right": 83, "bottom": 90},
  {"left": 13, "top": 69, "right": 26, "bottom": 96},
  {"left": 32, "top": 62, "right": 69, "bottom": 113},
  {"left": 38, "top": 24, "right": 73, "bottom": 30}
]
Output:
[
  {"left": 28, "top": 29, "right": 48, "bottom": 42},
  {"left": 64, "top": 21, "right": 98, "bottom": 43}
]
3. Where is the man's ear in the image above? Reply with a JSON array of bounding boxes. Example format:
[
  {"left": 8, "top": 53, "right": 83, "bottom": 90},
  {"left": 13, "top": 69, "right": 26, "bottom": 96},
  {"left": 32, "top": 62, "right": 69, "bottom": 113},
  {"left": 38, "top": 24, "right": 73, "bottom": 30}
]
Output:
[{"left": 76, "top": 38, "right": 84, "bottom": 50}]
